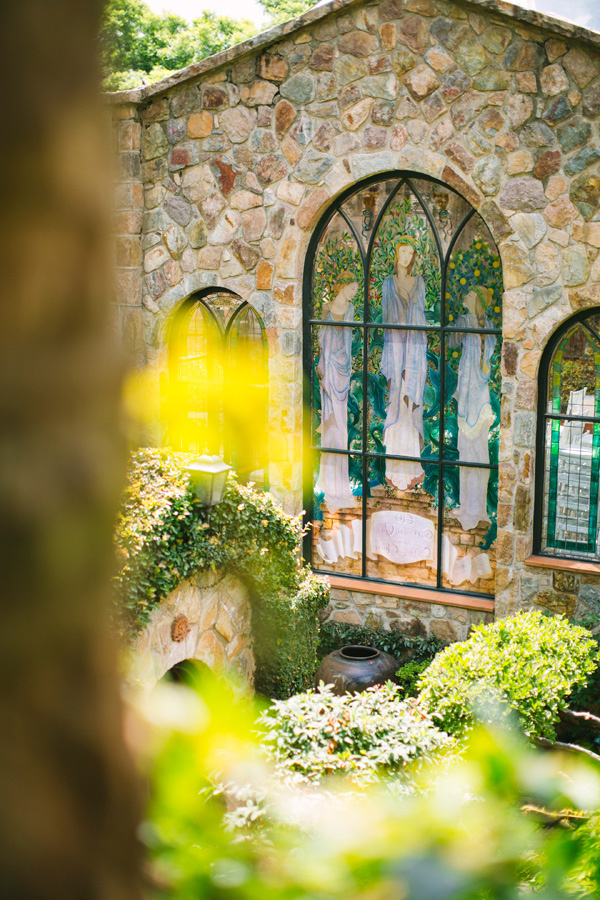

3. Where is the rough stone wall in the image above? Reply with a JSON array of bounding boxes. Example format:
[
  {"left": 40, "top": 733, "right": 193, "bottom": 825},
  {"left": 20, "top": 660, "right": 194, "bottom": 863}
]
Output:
[
  {"left": 110, "top": 0, "right": 600, "bottom": 618},
  {"left": 112, "top": 104, "right": 145, "bottom": 367},
  {"left": 128, "top": 571, "right": 254, "bottom": 694},
  {"left": 322, "top": 585, "right": 492, "bottom": 641}
]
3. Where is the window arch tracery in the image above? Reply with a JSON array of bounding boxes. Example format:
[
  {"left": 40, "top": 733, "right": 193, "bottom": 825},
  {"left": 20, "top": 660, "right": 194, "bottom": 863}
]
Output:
[
  {"left": 170, "top": 289, "right": 268, "bottom": 486},
  {"left": 534, "top": 308, "right": 600, "bottom": 560},
  {"left": 304, "top": 173, "right": 503, "bottom": 599}
]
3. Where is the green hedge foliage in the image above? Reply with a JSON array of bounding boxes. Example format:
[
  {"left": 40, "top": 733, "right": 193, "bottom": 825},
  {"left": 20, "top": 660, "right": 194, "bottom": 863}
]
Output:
[
  {"left": 418, "top": 610, "right": 599, "bottom": 740},
  {"left": 260, "top": 682, "right": 452, "bottom": 786},
  {"left": 114, "top": 448, "right": 329, "bottom": 697}
]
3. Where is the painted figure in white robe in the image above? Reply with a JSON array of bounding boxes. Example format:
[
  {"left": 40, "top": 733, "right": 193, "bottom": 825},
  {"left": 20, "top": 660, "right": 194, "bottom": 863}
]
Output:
[
  {"left": 381, "top": 238, "right": 428, "bottom": 491},
  {"left": 315, "top": 272, "right": 360, "bottom": 513},
  {"left": 450, "top": 286, "right": 496, "bottom": 531}
]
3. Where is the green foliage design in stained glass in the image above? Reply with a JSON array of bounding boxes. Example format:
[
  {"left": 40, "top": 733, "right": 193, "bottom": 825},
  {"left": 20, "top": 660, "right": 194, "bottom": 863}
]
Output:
[
  {"left": 422, "top": 237, "right": 502, "bottom": 548},
  {"left": 366, "top": 194, "right": 442, "bottom": 490},
  {"left": 312, "top": 233, "right": 364, "bottom": 321},
  {"left": 444, "top": 236, "right": 503, "bottom": 550},
  {"left": 445, "top": 236, "right": 503, "bottom": 328},
  {"left": 369, "top": 195, "right": 441, "bottom": 324}
]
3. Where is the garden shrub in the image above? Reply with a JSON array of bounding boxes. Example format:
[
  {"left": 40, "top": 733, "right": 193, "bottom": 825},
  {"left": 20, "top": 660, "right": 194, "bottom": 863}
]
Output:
[
  {"left": 418, "top": 610, "right": 599, "bottom": 740},
  {"left": 145, "top": 674, "right": 600, "bottom": 900},
  {"left": 318, "top": 621, "right": 445, "bottom": 666},
  {"left": 114, "top": 448, "right": 329, "bottom": 698},
  {"left": 259, "top": 682, "right": 452, "bottom": 786},
  {"left": 396, "top": 659, "right": 430, "bottom": 698},
  {"left": 567, "top": 617, "right": 600, "bottom": 716}
]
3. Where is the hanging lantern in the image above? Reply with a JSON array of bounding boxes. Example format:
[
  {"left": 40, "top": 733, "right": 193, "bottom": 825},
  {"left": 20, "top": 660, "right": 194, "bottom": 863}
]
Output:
[{"left": 185, "top": 455, "right": 232, "bottom": 507}]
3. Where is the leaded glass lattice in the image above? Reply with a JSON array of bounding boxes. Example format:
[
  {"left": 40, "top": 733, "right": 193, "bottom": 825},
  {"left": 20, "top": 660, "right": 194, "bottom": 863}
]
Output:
[
  {"left": 305, "top": 173, "right": 503, "bottom": 600},
  {"left": 539, "top": 314, "right": 600, "bottom": 559}
]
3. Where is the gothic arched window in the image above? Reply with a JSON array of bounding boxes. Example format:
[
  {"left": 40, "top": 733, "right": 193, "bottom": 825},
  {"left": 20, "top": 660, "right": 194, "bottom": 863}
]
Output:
[
  {"left": 534, "top": 309, "right": 600, "bottom": 560},
  {"left": 304, "top": 173, "right": 503, "bottom": 599},
  {"left": 170, "top": 289, "right": 268, "bottom": 486}
]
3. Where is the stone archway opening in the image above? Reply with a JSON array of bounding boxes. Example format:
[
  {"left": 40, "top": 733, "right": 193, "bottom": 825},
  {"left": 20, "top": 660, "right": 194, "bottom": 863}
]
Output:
[{"left": 161, "top": 658, "right": 210, "bottom": 688}]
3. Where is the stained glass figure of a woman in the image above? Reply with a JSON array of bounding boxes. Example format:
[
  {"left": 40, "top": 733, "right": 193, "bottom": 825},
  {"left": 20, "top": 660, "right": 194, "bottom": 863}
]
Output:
[
  {"left": 315, "top": 272, "right": 360, "bottom": 513},
  {"left": 450, "top": 286, "right": 496, "bottom": 530},
  {"left": 381, "top": 237, "right": 428, "bottom": 490}
]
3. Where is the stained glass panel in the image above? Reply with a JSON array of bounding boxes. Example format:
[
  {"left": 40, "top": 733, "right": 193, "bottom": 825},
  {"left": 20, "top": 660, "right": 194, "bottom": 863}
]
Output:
[
  {"left": 312, "top": 213, "right": 364, "bottom": 322},
  {"left": 311, "top": 325, "right": 362, "bottom": 452},
  {"left": 546, "top": 324, "right": 600, "bottom": 416},
  {"left": 226, "top": 305, "right": 268, "bottom": 484},
  {"left": 204, "top": 290, "right": 244, "bottom": 331},
  {"left": 542, "top": 317, "right": 600, "bottom": 558},
  {"left": 408, "top": 178, "right": 470, "bottom": 256},
  {"left": 365, "top": 457, "right": 438, "bottom": 588},
  {"left": 446, "top": 215, "right": 502, "bottom": 330},
  {"left": 175, "top": 302, "right": 222, "bottom": 453},
  {"left": 368, "top": 328, "right": 441, "bottom": 463},
  {"left": 368, "top": 184, "right": 441, "bottom": 325},
  {"left": 172, "top": 294, "right": 269, "bottom": 487},
  {"left": 340, "top": 179, "right": 399, "bottom": 254},
  {"left": 306, "top": 172, "right": 502, "bottom": 595},
  {"left": 441, "top": 466, "right": 495, "bottom": 595},
  {"left": 443, "top": 330, "right": 500, "bottom": 466},
  {"left": 312, "top": 452, "right": 363, "bottom": 576}
]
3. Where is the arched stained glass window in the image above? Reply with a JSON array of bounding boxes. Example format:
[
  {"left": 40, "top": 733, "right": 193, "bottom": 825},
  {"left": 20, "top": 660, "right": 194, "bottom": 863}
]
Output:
[
  {"left": 535, "top": 310, "right": 600, "bottom": 559},
  {"left": 304, "top": 173, "right": 503, "bottom": 599},
  {"left": 170, "top": 289, "right": 268, "bottom": 487}
]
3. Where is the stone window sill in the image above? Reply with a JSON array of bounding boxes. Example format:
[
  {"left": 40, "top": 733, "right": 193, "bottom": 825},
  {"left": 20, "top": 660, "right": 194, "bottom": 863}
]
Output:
[
  {"left": 325, "top": 575, "right": 495, "bottom": 613},
  {"left": 524, "top": 555, "right": 600, "bottom": 576}
]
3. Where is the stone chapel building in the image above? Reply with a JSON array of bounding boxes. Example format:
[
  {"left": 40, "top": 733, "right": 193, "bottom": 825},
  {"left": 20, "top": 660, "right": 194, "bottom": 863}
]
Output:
[{"left": 109, "top": 0, "right": 600, "bottom": 642}]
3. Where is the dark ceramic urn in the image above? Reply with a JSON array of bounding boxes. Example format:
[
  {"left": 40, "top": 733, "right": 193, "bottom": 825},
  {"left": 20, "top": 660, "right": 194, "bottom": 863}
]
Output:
[{"left": 315, "top": 645, "right": 398, "bottom": 695}]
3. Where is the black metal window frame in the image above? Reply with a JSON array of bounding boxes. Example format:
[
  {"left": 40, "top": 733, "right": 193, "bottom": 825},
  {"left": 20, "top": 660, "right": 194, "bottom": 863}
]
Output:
[
  {"left": 302, "top": 170, "right": 502, "bottom": 599},
  {"left": 170, "top": 287, "right": 269, "bottom": 483},
  {"left": 533, "top": 306, "right": 600, "bottom": 561},
  {"left": 171, "top": 287, "right": 259, "bottom": 347}
]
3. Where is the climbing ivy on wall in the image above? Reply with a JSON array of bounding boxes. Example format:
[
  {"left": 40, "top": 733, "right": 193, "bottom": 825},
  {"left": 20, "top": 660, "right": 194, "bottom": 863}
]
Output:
[{"left": 114, "top": 449, "right": 329, "bottom": 698}]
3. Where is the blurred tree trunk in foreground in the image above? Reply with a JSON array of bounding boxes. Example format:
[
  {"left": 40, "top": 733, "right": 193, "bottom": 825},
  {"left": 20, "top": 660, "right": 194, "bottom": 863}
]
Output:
[{"left": 0, "top": 3, "right": 141, "bottom": 898}]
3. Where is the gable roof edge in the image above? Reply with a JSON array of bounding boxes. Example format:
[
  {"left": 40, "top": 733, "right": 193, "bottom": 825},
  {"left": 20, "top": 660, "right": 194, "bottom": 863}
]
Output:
[{"left": 105, "top": 0, "right": 600, "bottom": 107}]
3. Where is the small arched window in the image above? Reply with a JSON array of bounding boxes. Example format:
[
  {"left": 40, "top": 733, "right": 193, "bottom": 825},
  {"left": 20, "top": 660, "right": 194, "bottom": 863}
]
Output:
[
  {"left": 304, "top": 172, "right": 503, "bottom": 600},
  {"left": 170, "top": 289, "right": 268, "bottom": 487},
  {"left": 535, "top": 309, "right": 600, "bottom": 560}
]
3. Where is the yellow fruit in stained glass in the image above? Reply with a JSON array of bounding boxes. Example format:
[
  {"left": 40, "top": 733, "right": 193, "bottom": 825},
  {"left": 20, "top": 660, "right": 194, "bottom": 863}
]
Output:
[
  {"left": 474, "top": 269, "right": 480, "bottom": 277},
  {"left": 452, "top": 351, "right": 458, "bottom": 358},
  {"left": 494, "top": 306, "right": 501, "bottom": 313},
  {"left": 493, "top": 260, "right": 500, "bottom": 268},
  {"left": 448, "top": 314, "right": 454, "bottom": 321},
  {"left": 476, "top": 242, "right": 482, "bottom": 249},
  {"left": 460, "top": 278, "right": 466, "bottom": 285},
  {"left": 449, "top": 262, "right": 455, "bottom": 269},
  {"left": 445, "top": 292, "right": 450, "bottom": 299}
]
